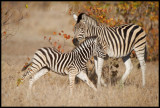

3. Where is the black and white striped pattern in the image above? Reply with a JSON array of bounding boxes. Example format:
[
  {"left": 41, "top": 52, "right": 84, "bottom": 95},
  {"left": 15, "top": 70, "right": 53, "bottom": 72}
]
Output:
[
  {"left": 73, "top": 13, "right": 147, "bottom": 87},
  {"left": 21, "top": 36, "right": 106, "bottom": 94},
  {"left": 75, "top": 13, "right": 98, "bottom": 26}
]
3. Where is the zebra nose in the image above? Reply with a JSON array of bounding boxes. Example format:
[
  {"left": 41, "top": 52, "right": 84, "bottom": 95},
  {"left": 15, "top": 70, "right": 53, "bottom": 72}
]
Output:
[{"left": 73, "top": 38, "right": 79, "bottom": 46}]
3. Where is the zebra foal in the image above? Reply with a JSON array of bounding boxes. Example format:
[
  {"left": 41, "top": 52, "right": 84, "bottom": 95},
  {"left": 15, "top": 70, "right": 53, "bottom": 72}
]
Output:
[{"left": 19, "top": 36, "right": 106, "bottom": 94}]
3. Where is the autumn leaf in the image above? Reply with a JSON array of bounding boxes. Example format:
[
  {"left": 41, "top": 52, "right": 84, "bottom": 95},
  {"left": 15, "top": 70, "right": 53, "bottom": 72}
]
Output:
[
  {"left": 78, "top": 10, "right": 81, "bottom": 14},
  {"left": 3, "top": 31, "right": 6, "bottom": 35},
  {"left": 87, "top": 9, "right": 91, "bottom": 12},
  {"left": 102, "top": 9, "right": 106, "bottom": 13},
  {"left": 61, "top": 30, "right": 64, "bottom": 33},
  {"left": 110, "top": 18, "right": 113, "bottom": 21},
  {"left": 25, "top": 62, "right": 28, "bottom": 66},
  {"left": 27, "top": 57, "right": 30, "bottom": 61},
  {"left": 68, "top": 8, "right": 72, "bottom": 15},
  {"left": 63, "top": 34, "right": 67, "bottom": 39},
  {"left": 99, "top": 15, "right": 104, "bottom": 19},
  {"left": 44, "top": 36, "right": 46, "bottom": 40},
  {"left": 53, "top": 42, "right": 57, "bottom": 47},
  {"left": 106, "top": 20, "right": 110, "bottom": 24},
  {"left": 61, "top": 49, "right": 64, "bottom": 53},
  {"left": 58, "top": 45, "right": 61, "bottom": 50},
  {"left": 49, "top": 37, "right": 51, "bottom": 41},
  {"left": 17, "top": 78, "right": 23, "bottom": 86},
  {"left": 97, "top": 7, "right": 102, "bottom": 10},
  {"left": 25, "top": 4, "right": 28, "bottom": 8},
  {"left": 66, "top": 35, "right": 70, "bottom": 39},
  {"left": 59, "top": 33, "right": 61, "bottom": 35},
  {"left": 53, "top": 32, "right": 56, "bottom": 35}
]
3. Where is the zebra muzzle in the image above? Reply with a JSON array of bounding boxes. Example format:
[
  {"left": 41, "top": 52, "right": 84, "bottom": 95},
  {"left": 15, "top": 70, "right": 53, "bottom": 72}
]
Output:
[{"left": 73, "top": 38, "right": 79, "bottom": 46}]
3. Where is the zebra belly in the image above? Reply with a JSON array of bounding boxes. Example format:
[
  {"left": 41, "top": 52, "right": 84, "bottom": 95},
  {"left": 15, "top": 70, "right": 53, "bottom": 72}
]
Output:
[
  {"left": 50, "top": 63, "right": 69, "bottom": 75},
  {"left": 106, "top": 46, "right": 131, "bottom": 58},
  {"left": 50, "top": 68, "right": 68, "bottom": 75},
  {"left": 106, "top": 46, "right": 116, "bottom": 57}
]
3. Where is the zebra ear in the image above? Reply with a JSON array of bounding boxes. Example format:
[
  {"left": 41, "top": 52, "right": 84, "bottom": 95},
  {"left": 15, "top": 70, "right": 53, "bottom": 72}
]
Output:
[
  {"left": 73, "top": 14, "right": 78, "bottom": 21},
  {"left": 93, "top": 36, "right": 98, "bottom": 44}
]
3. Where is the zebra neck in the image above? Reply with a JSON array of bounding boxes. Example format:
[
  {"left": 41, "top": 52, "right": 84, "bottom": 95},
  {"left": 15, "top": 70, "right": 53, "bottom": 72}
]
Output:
[
  {"left": 86, "top": 25, "right": 100, "bottom": 37},
  {"left": 71, "top": 41, "right": 94, "bottom": 61}
]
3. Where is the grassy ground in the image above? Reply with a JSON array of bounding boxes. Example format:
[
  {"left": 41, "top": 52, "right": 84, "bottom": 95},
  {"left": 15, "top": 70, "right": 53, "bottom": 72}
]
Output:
[{"left": 1, "top": 2, "right": 159, "bottom": 106}]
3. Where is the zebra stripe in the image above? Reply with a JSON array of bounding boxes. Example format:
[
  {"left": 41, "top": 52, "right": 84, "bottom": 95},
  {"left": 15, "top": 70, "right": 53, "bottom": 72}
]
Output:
[
  {"left": 76, "top": 13, "right": 98, "bottom": 26},
  {"left": 73, "top": 13, "right": 147, "bottom": 87},
  {"left": 20, "top": 36, "right": 106, "bottom": 94}
]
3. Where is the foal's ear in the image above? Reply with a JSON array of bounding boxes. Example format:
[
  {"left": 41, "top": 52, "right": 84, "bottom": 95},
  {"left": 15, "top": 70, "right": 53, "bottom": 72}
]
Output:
[{"left": 92, "top": 36, "right": 98, "bottom": 39}]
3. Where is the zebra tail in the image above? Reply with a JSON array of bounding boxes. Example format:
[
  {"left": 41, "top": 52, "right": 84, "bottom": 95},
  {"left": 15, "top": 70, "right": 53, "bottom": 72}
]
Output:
[
  {"left": 21, "top": 62, "right": 31, "bottom": 71},
  {"left": 144, "top": 45, "right": 147, "bottom": 62}
]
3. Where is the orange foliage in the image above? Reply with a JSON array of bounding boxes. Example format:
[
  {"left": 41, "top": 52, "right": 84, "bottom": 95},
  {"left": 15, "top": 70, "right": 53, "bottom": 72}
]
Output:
[
  {"left": 63, "top": 34, "right": 67, "bottom": 38},
  {"left": 44, "top": 36, "right": 46, "bottom": 40},
  {"left": 58, "top": 45, "right": 61, "bottom": 52},
  {"left": 49, "top": 37, "right": 51, "bottom": 41},
  {"left": 61, "top": 49, "right": 64, "bottom": 53},
  {"left": 3, "top": 31, "right": 6, "bottom": 35},
  {"left": 53, "top": 32, "right": 56, "bottom": 35},
  {"left": 69, "top": 1, "right": 159, "bottom": 61},
  {"left": 27, "top": 57, "right": 30, "bottom": 61},
  {"left": 53, "top": 42, "right": 57, "bottom": 47},
  {"left": 43, "top": 30, "right": 77, "bottom": 54}
]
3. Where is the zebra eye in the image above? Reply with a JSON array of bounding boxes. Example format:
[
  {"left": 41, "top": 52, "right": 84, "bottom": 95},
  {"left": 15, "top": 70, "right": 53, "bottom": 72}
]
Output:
[{"left": 81, "top": 28, "right": 84, "bottom": 31}]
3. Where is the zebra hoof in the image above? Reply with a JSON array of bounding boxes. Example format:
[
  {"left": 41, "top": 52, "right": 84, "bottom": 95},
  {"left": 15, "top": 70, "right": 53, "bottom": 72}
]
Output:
[
  {"left": 96, "top": 84, "right": 101, "bottom": 89},
  {"left": 102, "top": 83, "right": 107, "bottom": 87},
  {"left": 118, "top": 80, "right": 124, "bottom": 88},
  {"left": 93, "top": 88, "right": 97, "bottom": 91}
]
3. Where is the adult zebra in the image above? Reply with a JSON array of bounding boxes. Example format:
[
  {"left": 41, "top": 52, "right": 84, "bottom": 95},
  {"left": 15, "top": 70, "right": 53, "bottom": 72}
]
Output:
[
  {"left": 73, "top": 13, "right": 108, "bottom": 88},
  {"left": 72, "top": 13, "right": 147, "bottom": 87},
  {"left": 19, "top": 36, "right": 106, "bottom": 94}
]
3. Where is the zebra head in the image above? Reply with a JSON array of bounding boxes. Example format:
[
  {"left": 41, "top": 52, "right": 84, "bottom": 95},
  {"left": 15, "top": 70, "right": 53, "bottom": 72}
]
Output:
[
  {"left": 72, "top": 13, "right": 98, "bottom": 46},
  {"left": 73, "top": 21, "right": 87, "bottom": 46}
]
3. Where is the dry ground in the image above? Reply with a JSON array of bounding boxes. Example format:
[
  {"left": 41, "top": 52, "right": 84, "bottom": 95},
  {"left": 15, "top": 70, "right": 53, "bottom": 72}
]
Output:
[{"left": 1, "top": 2, "right": 159, "bottom": 106}]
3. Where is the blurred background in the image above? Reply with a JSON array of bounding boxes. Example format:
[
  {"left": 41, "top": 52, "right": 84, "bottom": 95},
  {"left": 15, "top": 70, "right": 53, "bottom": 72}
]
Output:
[
  {"left": 1, "top": 1, "right": 159, "bottom": 106},
  {"left": 2, "top": 1, "right": 159, "bottom": 61}
]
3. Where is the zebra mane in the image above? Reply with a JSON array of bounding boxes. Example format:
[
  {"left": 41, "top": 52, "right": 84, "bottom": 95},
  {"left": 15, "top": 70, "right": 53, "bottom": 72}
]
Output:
[
  {"left": 72, "top": 36, "right": 97, "bottom": 51},
  {"left": 76, "top": 13, "right": 98, "bottom": 25},
  {"left": 77, "top": 13, "right": 85, "bottom": 23}
]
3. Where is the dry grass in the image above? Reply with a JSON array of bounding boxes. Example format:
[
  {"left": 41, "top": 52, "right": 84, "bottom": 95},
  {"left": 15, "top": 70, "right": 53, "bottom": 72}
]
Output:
[
  {"left": 1, "top": 2, "right": 159, "bottom": 107},
  {"left": 1, "top": 60, "right": 159, "bottom": 106}
]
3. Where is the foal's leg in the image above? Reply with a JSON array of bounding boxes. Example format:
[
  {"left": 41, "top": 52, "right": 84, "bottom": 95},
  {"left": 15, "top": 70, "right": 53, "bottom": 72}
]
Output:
[
  {"left": 77, "top": 71, "right": 97, "bottom": 91},
  {"left": 96, "top": 57, "right": 106, "bottom": 88},
  {"left": 27, "top": 68, "right": 49, "bottom": 97}
]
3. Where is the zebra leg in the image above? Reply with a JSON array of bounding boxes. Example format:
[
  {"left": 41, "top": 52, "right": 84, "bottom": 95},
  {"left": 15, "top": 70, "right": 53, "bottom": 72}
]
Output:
[
  {"left": 134, "top": 49, "right": 146, "bottom": 86},
  {"left": 121, "top": 55, "right": 133, "bottom": 85},
  {"left": 94, "top": 57, "right": 107, "bottom": 87},
  {"left": 69, "top": 71, "right": 77, "bottom": 95},
  {"left": 96, "top": 57, "right": 105, "bottom": 88},
  {"left": 26, "top": 68, "right": 49, "bottom": 98},
  {"left": 77, "top": 71, "right": 97, "bottom": 91},
  {"left": 138, "top": 59, "right": 146, "bottom": 86},
  {"left": 29, "top": 68, "right": 49, "bottom": 90}
]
